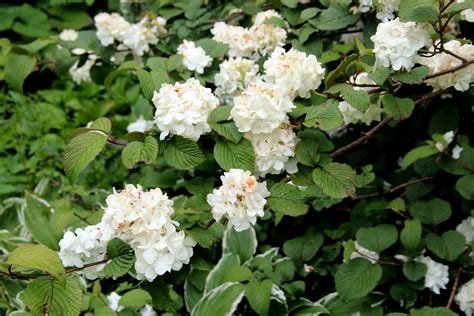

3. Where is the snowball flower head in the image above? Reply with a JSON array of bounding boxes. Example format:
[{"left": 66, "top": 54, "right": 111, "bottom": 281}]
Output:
[
  {"left": 214, "top": 57, "right": 259, "bottom": 105},
  {"left": 419, "top": 40, "right": 474, "bottom": 92},
  {"left": 250, "top": 10, "right": 287, "bottom": 56},
  {"left": 207, "top": 169, "right": 270, "bottom": 232},
  {"left": 127, "top": 115, "right": 154, "bottom": 133},
  {"left": 231, "top": 80, "right": 295, "bottom": 134},
  {"left": 140, "top": 304, "right": 157, "bottom": 316},
  {"left": 59, "top": 29, "right": 78, "bottom": 41},
  {"left": 358, "top": 0, "right": 400, "bottom": 21},
  {"left": 371, "top": 18, "right": 431, "bottom": 70},
  {"left": 456, "top": 216, "right": 474, "bottom": 243},
  {"left": 121, "top": 22, "right": 158, "bottom": 56},
  {"left": 94, "top": 12, "right": 130, "bottom": 46},
  {"left": 153, "top": 78, "right": 219, "bottom": 141},
  {"left": 263, "top": 47, "right": 325, "bottom": 99},
  {"left": 455, "top": 279, "right": 474, "bottom": 315},
  {"left": 177, "top": 40, "right": 213, "bottom": 74},
  {"left": 107, "top": 292, "right": 123, "bottom": 312},
  {"left": 415, "top": 255, "right": 449, "bottom": 294},
  {"left": 351, "top": 241, "right": 380, "bottom": 264},
  {"left": 452, "top": 145, "right": 464, "bottom": 160},
  {"left": 211, "top": 22, "right": 257, "bottom": 58},
  {"left": 246, "top": 124, "right": 299, "bottom": 177},
  {"left": 69, "top": 58, "right": 95, "bottom": 85}
]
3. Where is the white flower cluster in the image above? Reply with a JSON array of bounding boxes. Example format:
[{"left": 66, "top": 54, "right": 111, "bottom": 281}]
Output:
[
  {"left": 359, "top": 0, "right": 400, "bottom": 21},
  {"left": 177, "top": 40, "right": 213, "bottom": 74},
  {"left": 94, "top": 12, "right": 166, "bottom": 57},
  {"left": 455, "top": 279, "right": 474, "bottom": 316},
  {"left": 415, "top": 255, "right": 449, "bottom": 294},
  {"left": 59, "top": 29, "right": 78, "bottom": 41},
  {"left": 263, "top": 47, "right": 325, "bottom": 99},
  {"left": 59, "top": 185, "right": 196, "bottom": 282},
  {"left": 371, "top": 18, "right": 431, "bottom": 70},
  {"left": 457, "top": 0, "right": 474, "bottom": 22},
  {"left": 350, "top": 241, "right": 380, "bottom": 264},
  {"left": 456, "top": 216, "right": 474, "bottom": 243},
  {"left": 69, "top": 57, "right": 96, "bottom": 85},
  {"left": 338, "top": 73, "right": 383, "bottom": 125},
  {"left": 152, "top": 78, "right": 219, "bottom": 141},
  {"left": 245, "top": 124, "right": 299, "bottom": 177},
  {"left": 419, "top": 40, "right": 474, "bottom": 92},
  {"left": 206, "top": 169, "right": 270, "bottom": 232},
  {"left": 214, "top": 57, "right": 259, "bottom": 105},
  {"left": 211, "top": 9, "right": 287, "bottom": 58},
  {"left": 107, "top": 292, "right": 156, "bottom": 315},
  {"left": 127, "top": 115, "right": 154, "bottom": 133},
  {"left": 434, "top": 130, "right": 454, "bottom": 152}
]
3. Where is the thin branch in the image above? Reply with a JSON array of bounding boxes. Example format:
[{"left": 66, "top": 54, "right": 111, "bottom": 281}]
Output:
[
  {"left": 388, "top": 176, "right": 434, "bottom": 193},
  {"left": 446, "top": 267, "right": 463, "bottom": 308},
  {"left": 425, "top": 59, "right": 474, "bottom": 80},
  {"left": 107, "top": 136, "right": 127, "bottom": 147},
  {"left": 65, "top": 258, "right": 110, "bottom": 274},
  {"left": 73, "top": 212, "right": 92, "bottom": 225},
  {"left": 202, "top": 219, "right": 216, "bottom": 230}
]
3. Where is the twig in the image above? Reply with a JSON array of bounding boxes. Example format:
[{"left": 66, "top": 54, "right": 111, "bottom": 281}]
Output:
[
  {"left": 425, "top": 60, "right": 474, "bottom": 80},
  {"left": 388, "top": 176, "right": 434, "bottom": 193},
  {"left": 107, "top": 136, "right": 127, "bottom": 147},
  {"left": 446, "top": 267, "right": 463, "bottom": 308},
  {"left": 73, "top": 212, "right": 92, "bottom": 225},
  {"left": 65, "top": 258, "right": 110, "bottom": 274},
  {"left": 203, "top": 219, "right": 216, "bottom": 230}
]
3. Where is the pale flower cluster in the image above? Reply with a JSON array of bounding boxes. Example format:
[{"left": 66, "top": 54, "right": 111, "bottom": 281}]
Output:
[
  {"left": 434, "top": 131, "right": 454, "bottom": 152},
  {"left": 68, "top": 57, "right": 96, "bottom": 85},
  {"left": 457, "top": 0, "right": 474, "bottom": 22},
  {"left": 452, "top": 145, "right": 464, "bottom": 160},
  {"left": 245, "top": 124, "right": 299, "bottom": 177},
  {"left": 419, "top": 40, "right": 474, "bottom": 92},
  {"left": 152, "top": 78, "right": 219, "bottom": 141},
  {"left": 350, "top": 241, "right": 380, "bottom": 264},
  {"left": 455, "top": 279, "right": 474, "bottom": 316},
  {"left": 206, "top": 169, "right": 270, "bottom": 232},
  {"left": 263, "top": 47, "right": 325, "bottom": 99},
  {"left": 214, "top": 57, "right": 260, "bottom": 105},
  {"left": 359, "top": 0, "right": 400, "bottom": 21},
  {"left": 59, "top": 185, "right": 196, "bottom": 282},
  {"left": 59, "top": 29, "right": 78, "bottom": 41},
  {"left": 107, "top": 291, "right": 156, "bottom": 315},
  {"left": 177, "top": 40, "right": 213, "bottom": 74},
  {"left": 211, "top": 10, "right": 287, "bottom": 58},
  {"left": 456, "top": 216, "right": 474, "bottom": 243},
  {"left": 415, "top": 255, "right": 449, "bottom": 294},
  {"left": 371, "top": 18, "right": 431, "bottom": 70},
  {"left": 126, "top": 115, "right": 154, "bottom": 133}
]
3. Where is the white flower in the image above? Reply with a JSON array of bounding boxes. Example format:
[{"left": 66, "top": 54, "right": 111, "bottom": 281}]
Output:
[
  {"left": 371, "top": 18, "right": 431, "bottom": 70},
  {"left": 263, "top": 47, "right": 325, "bottom": 99},
  {"left": 376, "top": 0, "right": 400, "bottom": 21},
  {"left": 107, "top": 292, "right": 123, "bottom": 312},
  {"left": 457, "top": 0, "right": 474, "bottom": 22},
  {"left": 153, "top": 78, "right": 219, "bottom": 141},
  {"left": 121, "top": 22, "right": 158, "bottom": 56},
  {"left": 418, "top": 40, "right": 474, "bottom": 92},
  {"left": 177, "top": 40, "right": 213, "bottom": 74},
  {"left": 434, "top": 131, "right": 455, "bottom": 152},
  {"left": 456, "top": 216, "right": 474, "bottom": 243},
  {"left": 153, "top": 16, "right": 167, "bottom": 35},
  {"left": 452, "top": 145, "right": 464, "bottom": 159},
  {"left": 207, "top": 169, "right": 270, "bottom": 232},
  {"left": 338, "top": 101, "right": 383, "bottom": 125},
  {"left": 245, "top": 124, "right": 299, "bottom": 177},
  {"left": 359, "top": 0, "right": 373, "bottom": 13},
  {"left": 59, "top": 29, "right": 78, "bottom": 41},
  {"left": 231, "top": 80, "right": 295, "bottom": 134},
  {"left": 94, "top": 12, "right": 130, "bottom": 46},
  {"left": 140, "top": 304, "right": 157, "bottom": 316},
  {"left": 214, "top": 57, "right": 259, "bottom": 105},
  {"left": 351, "top": 241, "right": 380, "bottom": 264},
  {"left": 58, "top": 225, "right": 107, "bottom": 279},
  {"left": 127, "top": 115, "right": 154, "bottom": 133},
  {"left": 250, "top": 10, "right": 287, "bottom": 56},
  {"left": 415, "top": 255, "right": 449, "bottom": 294},
  {"left": 69, "top": 58, "right": 95, "bottom": 85},
  {"left": 455, "top": 279, "right": 474, "bottom": 316},
  {"left": 211, "top": 22, "right": 257, "bottom": 58}
]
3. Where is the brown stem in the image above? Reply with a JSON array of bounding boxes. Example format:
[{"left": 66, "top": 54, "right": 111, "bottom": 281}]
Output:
[
  {"left": 446, "top": 267, "right": 463, "bottom": 308},
  {"left": 388, "top": 177, "right": 434, "bottom": 193},
  {"left": 107, "top": 136, "right": 127, "bottom": 147},
  {"left": 65, "top": 258, "right": 110, "bottom": 274},
  {"left": 425, "top": 60, "right": 474, "bottom": 80},
  {"left": 73, "top": 212, "right": 92, "bottom": 225},
  {"left": 203, "top": 219, "right": 216, "bottom": 230}
]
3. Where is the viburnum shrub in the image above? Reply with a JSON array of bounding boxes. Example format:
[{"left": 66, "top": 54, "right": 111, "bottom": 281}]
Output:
[{"left": 0, "top": 0, "right": 473, "bottom": 315}]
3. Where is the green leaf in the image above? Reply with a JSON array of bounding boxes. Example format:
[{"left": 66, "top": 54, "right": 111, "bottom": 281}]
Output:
[
  {"left": 383, "top": 94, "right": 415, "bottom": 120},
  {"left": 401, "top": 145, "right": 439, "bottom": 170},
  {"left": 195, "top": 38, "right": 229, "bottom": 58},
  {"left": 356, "top": 224, "right": 398, "bottom": 253},
  {"left": 312, "top": 163, "right": 356, "bottom": 199},
  {"left": 164, "top": 136, "right": 205, "bottom": 170},
  {"left": 400, "top": 219, "right": 422, "bottom": 249},
  {"left": 137, "top": 69, "right": 162, "bottom": 100},
  {"left": 11, "top": 4, "right": 50, "bottom": 37},
  {"left": 4, "top": 53, "right": 36, "bottom": 92},
  {"left": 264, "top": 16, "right": 288, "bottom": 29},
  {"left": 223, "top": 225, "right": 257, "bottom": 263},
  {"left": 295, "top": 138, "right": 320, "bottom": 167},
  {"left": 23, "top": 276, "right": 82, "bottom": 316},
  {"left": 121, "top": 136, "right": 158, "bottom": 168},
  {"left": 403, "top": 261, "right": 427, "bottom": 281},
  {"left": 391, "top": 66, "right": 429, "bottom": 84},
  {"left": 209, "top": 106, "right": 242, "bottom": 144},
  {"left": 399, "top": 0, "right": 439, "bottom": 22},
  {"left": 246, "top": 279, "right": 273, "bottom": 316},
  {"left": 205, "top": 254, "right": 251, "bottom": 293},
  {"left": 455, "top": 174, "right": 474, "bottom": 200},
  {"left": 283, "top": 233, "right": 324, "bottom": 263},
  {"left": 214, "top": 138, "right": 255, "bottom": 171},
  {"left": 315, "top": 5, "right": 359, "bottom": 31},
  {"left": 303, "top": 101, "right": 344, "bottom": 131},
  {"left": 443, "top": 0, "right": 474, "bottom": 16},
  {"left": 64, "top": 128, "right": 108, "bottom": 183},
  {"left": 104, "top": 60, "right": 140, "bottom": 90},
  {"left": 119, "top": 289, "right": 152, "bottom": 309},
  {"left": 410, "top": 306, "right": 458, "bottom": 316},
  {"left": 186, "top": 228, "right": 219, "bottom": 249},
  {"left": 409, "top": 198, "right": 451, "bottom": 225},
  {"left": 368, "top": 67, "right": 390, "bottom": 86},
  {"left": 268, "top": 183, "right": 309, "bottom": 217},
  {"left": 425, "top": 231, "right": 466, "bottom": 261},
  {"left": 89, "top": 117, "right": 111, "bottom": 133},
  {"left": 103, "top": 238, "right": 135, "bottom": 278},
  {"left": 335, "top": 258, "right": 382, "bottom": 300},
  {"left": 8, "top": 244, "right": 65, "bottom": 278},
  {"left": 192, "top": 282, "right": 245, "bottom": 316},
  {"left": 341, "top": 88, "right": 371, "bottom": 113}
]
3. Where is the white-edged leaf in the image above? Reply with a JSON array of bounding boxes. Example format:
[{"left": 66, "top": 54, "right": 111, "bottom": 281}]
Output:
[
  {"left": 192, "top": 282, "right": 245, "bottom": 316},
  {"left": 246, "top": 279, "right": 273, "bottom": 316},
  {"left": 223, "top": 225, "right": 257, "bottom": 263}
]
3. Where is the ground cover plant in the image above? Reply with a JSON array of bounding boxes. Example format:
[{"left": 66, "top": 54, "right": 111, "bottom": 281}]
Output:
[{"left": 0, "top": 0, "right": 473, "bottom": 315}]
